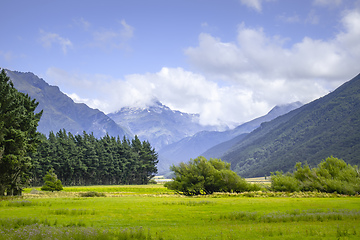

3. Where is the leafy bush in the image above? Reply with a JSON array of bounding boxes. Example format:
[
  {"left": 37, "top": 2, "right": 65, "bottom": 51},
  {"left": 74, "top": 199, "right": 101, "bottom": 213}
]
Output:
[
  {"left": 147, "top": 179, "right": 157, "bottom": 184},
  {"left": 271, "top": 157, "right": 360, "bottom": 195},
  {"left": 270, "top": 172, "right": 300, "bottom": 192},
  {"left": 164, "top": 156, "right": 260, "bottom": 195},
  {"left": 41, "top": 169, "right": 63, "bottom": 192},
  {"left": 79, "top": 191, "right": 106, "bottom": 197}
]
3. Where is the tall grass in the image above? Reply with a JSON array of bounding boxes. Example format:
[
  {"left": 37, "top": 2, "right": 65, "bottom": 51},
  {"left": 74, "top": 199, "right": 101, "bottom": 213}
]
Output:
[
  {"left": 0, "top": 224, "right": 162, "bottom": 240},
  {"left": 0, "top": 200, "right": 52, "bottom": 207},
  {"left": 48, "top": 208, "right": 96, "bottom": 215},
  {"left": 220, "top": 209, "right": 360, "bottom": 223},
  {"left": 162, "top": 200, "right": 215, "bottom": 206},
  {"left": 7, "top": 200, "right": 34, "bottom": 207},
  {"left": 0, "top": 218, "right": 53, "bottom": 229}
]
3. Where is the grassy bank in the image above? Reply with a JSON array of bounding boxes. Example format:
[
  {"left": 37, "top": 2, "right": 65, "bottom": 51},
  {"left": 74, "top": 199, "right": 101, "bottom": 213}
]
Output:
[{"left": 0, "top": 185, "right": 359, "bottom": 239}]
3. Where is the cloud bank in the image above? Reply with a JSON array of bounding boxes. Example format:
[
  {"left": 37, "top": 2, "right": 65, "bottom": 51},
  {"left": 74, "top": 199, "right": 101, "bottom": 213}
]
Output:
[
  {"left": 185, "top": 7, "right": 360, "bottom": 103},
  {"left": 46, "top": 7, "right": 360, "bottom": 127}
]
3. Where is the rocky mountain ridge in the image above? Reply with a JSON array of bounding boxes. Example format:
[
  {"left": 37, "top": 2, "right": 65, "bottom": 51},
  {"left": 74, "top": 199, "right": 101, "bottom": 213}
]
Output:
[
  {"left": 108, "top": 101, "right": 226, "bottom": 150},
  {"left": 6, "top": 70, "right": 132, "bottom": 139}
]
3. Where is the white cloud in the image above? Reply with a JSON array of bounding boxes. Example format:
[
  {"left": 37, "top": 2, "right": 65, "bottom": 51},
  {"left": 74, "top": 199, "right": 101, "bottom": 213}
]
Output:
[
  {"left": 73, "top": 17, "right": 91, "bottom": 30},
  {"left": 185, "top": 7, "right": 360, "bottom": 111},
  {"left": 66, "top": 93, "right": 105, "bottom": 111},
  {"left": 120, "top": 19, "right": 134, "bottom": 40},
  {"left": 39, "top": 30, "right": 73, "bottom": 54},
  {"left": 277, "top": 14, "right": 301, "bottom": 23},
  {"left": 239, "top": 0, "right": 274, "bottom": 12},
  {"left": 305, "top": 9, "right": 320, "bottom": 24},
  {"left": 46, "top": 66, "right": 272, "bottom": 127},
  {"left": 0, "top": 50, "right": 16, "bottom": 61},
  {"left": 240, "top": 0, "right": 262, "bottom": 12},
  {"left": 90, "top": 19, "right": 134, "bottom": 50},
  {"left": 337, "top": 9, "right": 360, "bottom": 56},
  {"left": 313, "top": 0, "right": 343, "bottom": 7}
]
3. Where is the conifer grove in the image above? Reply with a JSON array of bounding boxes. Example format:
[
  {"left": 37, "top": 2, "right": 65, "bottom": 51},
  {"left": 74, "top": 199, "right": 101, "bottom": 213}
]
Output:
[{"left": 30, "top": 131, "right": 158, "bottom": 186}]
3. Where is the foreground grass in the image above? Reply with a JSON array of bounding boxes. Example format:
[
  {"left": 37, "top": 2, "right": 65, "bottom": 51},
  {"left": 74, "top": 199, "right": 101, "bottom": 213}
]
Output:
[{"left": 1, "top": 185, "right": 359, "bottom": 239}]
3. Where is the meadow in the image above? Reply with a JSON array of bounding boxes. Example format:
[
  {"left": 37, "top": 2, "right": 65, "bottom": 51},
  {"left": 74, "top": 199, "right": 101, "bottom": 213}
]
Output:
[{"left": 0, "top": 185, "right": 359, "bottom": 239}]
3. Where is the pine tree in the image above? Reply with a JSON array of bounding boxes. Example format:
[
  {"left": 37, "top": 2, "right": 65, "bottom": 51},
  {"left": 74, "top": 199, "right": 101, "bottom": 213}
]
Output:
[
  {"left": 0, "top": 69, "right": 42, "bottom": 195},
  {"left": 41, "top": 168, "right": 63, "bottom": 192}
]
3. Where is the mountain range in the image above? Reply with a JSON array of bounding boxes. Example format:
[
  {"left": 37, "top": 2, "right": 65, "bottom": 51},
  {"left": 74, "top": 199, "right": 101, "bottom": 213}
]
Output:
[
  {"left": 7, "top": 69, "right": 231, "bottom": 153},
  {"left": 157, "top": 102, "right": 302, "bottom": 174},
  {"left": 6, "top": 68, "right": 358, "bottom": 178},
  {"left": 108, "top": 101, "right": 225, "bottom": 151}
]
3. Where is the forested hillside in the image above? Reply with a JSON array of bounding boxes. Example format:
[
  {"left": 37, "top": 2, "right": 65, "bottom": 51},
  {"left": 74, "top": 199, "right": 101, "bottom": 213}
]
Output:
[
  {"left": 221, "top": 73, "right": 360, "bottom": 177},
  {"left": 30, "top": 130, "right": 158, "bottom": 186}
]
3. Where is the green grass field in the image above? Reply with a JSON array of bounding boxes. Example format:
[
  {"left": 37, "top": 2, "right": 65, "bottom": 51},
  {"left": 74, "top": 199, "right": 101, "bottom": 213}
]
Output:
[{"left": 1, "top": 185, "right": 359, "bottom": 239}]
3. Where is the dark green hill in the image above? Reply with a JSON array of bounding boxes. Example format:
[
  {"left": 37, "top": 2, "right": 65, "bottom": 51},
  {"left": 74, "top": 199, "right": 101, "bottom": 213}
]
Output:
[
  {"left": 221, "top": 73, "right": 360, "bottom": 177},
  {"left": 6, "top": 70, "right": 132, "bottom": 139}
]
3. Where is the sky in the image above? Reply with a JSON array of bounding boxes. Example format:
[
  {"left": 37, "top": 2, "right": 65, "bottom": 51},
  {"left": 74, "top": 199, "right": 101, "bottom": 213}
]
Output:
[{"left": 1, "top": 0, "right": 360, "bottom": 127}]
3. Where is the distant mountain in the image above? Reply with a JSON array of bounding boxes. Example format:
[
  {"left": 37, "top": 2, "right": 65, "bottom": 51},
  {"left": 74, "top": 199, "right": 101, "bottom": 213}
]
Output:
[
  {"left": 220, "top": 73, "right": 360, "bottom": 178},
  {"left": 157, "top": 102, "right": 302, "bottom": 174},
  {"left": 6, "top": 70, "right": 132, "bottom": 139},
  {"left": 108, "top": 101, "right": 224, "bottom": 151},
  {"left": 201, "top": 102, "right": 303, "bottom": 160}
]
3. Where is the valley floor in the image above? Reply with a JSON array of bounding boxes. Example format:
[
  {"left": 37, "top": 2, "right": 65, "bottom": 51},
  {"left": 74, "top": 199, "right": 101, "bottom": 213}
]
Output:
[{"left": 0, "top": 185, "right": 359, "bottom": 239}]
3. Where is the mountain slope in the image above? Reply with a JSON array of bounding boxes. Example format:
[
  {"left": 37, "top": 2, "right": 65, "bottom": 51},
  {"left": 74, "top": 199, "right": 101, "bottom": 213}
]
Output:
[
  {"left": 108, "top": 101, "right": 224, "bottom": 151},
  {"left": 221, "top": 73, "right": 360, "bottom": 178},
  {"left": 6, "top": 70, "right": 132, "bottom": 139},
  {"left": 157, "top": 102, "right": 302, "bottom": 174},
  {"left": 202, "top": 133, "right": 249, "bottom": 160}
]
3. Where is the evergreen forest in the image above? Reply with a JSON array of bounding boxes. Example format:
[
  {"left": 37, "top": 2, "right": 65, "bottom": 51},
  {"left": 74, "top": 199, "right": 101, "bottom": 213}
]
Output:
[{"left": 30, "top": 130, "right": 158, "bottom": 186}]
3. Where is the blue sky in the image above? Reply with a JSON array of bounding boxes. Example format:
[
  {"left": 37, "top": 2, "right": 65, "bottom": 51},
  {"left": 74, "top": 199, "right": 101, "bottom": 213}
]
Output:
[{"left": 1, "top": 0, "right": 360, "bottom": 126}]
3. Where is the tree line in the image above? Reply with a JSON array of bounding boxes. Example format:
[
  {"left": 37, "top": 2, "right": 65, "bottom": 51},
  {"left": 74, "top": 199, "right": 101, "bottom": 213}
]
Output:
[{"left": 30, "top": 130, "right": 158, "bottom": 186}]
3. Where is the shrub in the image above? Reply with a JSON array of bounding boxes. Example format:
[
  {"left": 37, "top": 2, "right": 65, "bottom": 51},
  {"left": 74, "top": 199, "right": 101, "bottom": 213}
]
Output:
[
  {"left": 79, "top": 191, "right": 106, "bottom": 197},
  {"left": 271, "top": 171, "right": 300, "bottom": 192},
  {"left": 165, "top": 156, "right": 259, "bottom": 195},
  {"left": 148, "top": 179, "right": 157, "bottom": 184},
  {"left": 41, "top": 169, "right": 63, "bottom": 192},
  {"left": 271, "top": 157, "right": 360, "bottom": 195}
]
